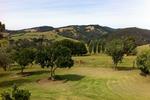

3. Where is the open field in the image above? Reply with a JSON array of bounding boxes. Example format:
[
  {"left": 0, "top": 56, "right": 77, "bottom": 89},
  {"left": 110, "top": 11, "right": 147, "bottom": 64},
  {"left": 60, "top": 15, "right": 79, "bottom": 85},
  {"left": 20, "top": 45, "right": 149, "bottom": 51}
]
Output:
[{"left": 0, "top": 54, "right": 150, "bottom": 100}]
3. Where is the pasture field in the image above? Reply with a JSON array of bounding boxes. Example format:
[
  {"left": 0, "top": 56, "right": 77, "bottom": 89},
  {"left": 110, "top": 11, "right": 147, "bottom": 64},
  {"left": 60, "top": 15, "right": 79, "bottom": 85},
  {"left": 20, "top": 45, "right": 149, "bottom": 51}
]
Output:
[{"left": 0, "top": 54, "right": 150, "bottom": 100}]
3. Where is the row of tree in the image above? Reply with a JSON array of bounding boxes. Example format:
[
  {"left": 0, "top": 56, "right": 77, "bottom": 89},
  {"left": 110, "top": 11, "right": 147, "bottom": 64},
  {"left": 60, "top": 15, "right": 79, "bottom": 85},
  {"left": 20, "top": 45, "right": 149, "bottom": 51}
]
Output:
[
  {"left": 88, "top": 39, "right": 106, "bottom": 54},
  {"left": 88, "top": 37, "right": 137, "bottom": 55},
  {"left": 0, "top": 39, "right": 88, "bottom": 80}
]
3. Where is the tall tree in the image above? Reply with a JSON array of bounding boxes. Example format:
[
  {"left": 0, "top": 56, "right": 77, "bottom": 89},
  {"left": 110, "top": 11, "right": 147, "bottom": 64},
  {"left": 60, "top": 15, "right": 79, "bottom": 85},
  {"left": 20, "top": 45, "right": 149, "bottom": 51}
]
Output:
[
  {"left": 88, "top": 40, "right": 94, "bottom": 54},
  {"left": 93, "top": 40, "right": 98, "bottom": 54}
]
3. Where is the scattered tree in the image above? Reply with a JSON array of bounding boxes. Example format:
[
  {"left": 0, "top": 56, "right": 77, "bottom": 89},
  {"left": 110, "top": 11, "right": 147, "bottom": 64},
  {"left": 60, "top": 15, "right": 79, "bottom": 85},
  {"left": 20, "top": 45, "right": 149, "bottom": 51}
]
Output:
[
  {"left": 0, "top": 49, "right": 12, "bottom": 71},
  {"left": 35, "top": 45, "right": 74, "bottom": 80},
  {"left": 136, "top": 49, "right": 150, "bottom": 75},
  {"left": 13, "top": 48, "right": 35, "bottom": 74},
  {"left": 106, "top": 39, "right": 124, "bottom": 68},
  {"left": 123, "top": 37, "right": 137, "bottom": 55}
]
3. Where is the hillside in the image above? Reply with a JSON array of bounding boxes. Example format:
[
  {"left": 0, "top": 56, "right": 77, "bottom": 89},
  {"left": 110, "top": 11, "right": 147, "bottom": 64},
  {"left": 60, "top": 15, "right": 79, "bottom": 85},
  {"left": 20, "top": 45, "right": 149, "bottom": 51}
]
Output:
[
  {"left": 106, "top": 27, "right": 150, "bottom": 45},
  {"left": 10, "top": 31, "right": 76, "bottom": 41},
  {"left": 7, "top": 25, "right": 150, "bottom": 45},
  {"left": 54, "top": 25, "right": 115, "bottom": 42}
]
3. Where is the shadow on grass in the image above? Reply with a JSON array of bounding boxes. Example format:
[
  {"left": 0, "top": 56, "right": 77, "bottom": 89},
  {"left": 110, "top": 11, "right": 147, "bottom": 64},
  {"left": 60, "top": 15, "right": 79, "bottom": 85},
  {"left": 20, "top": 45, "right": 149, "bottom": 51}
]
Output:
[
  {"left": 0, "top": 73, "right": 10, "bottom": 78},
  {"left": 116, "top": 66, "right": 137, "bottom": 71},
  {"left": 55, "top": 74, "right": 85, "bottom": 83},
  {"left": 17, "top": 70, "right": 50, "bottom": 77},
  {"left": 0, "top": 79, "right": 32, "bottom": 88}
]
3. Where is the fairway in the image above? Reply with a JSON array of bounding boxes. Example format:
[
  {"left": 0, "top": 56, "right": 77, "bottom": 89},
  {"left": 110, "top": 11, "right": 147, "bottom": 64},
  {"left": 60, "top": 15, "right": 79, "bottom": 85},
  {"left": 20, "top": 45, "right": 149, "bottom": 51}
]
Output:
[{"left": 0, "top": 55, "right": 150, "bottom": 100}]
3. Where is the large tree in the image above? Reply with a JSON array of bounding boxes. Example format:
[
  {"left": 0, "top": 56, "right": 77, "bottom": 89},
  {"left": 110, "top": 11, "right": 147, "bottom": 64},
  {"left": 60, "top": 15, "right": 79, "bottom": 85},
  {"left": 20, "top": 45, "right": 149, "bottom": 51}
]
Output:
[
  {"left": 35, "top": 45, "right": 74, "bottom": 80},
  {"left": 106, "top": 39, "right": 124, "bottom": 69}
]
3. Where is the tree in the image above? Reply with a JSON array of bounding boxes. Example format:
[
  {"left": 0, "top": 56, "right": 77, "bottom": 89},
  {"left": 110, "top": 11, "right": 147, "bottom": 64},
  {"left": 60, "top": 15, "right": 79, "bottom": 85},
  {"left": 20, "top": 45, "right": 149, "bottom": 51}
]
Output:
[
  {"left": 123, "top": 37, "right": 137, "bottom": 55},
  {"left": 88, "top": 40, "right": 93, "bottom": 54},
  {"left": 75, "top": 42, "right": 87, "bottom": 56},
  {"left": 93, "top": 40, "right": 97, "bottom": 54},
  {"left": 0, "top": 49, "right": 12, "bottom": 71},
  {"left": 0, "top": 22, "right": 5, "bottom": 32},
  {"left": 53, "top": 39, "right": 87, "bottom": 56},
  {"left": 136, "top": 49, "right": 150, "bottom": 75},
  {"left": 106, "top": 39, "right": 124, "bottom": 68},
  {"left": 13, "top": 48, "right": 35, "bottom": 74},
  {"left": 35, "top": 45, "right": 74, "bottom": 80}
]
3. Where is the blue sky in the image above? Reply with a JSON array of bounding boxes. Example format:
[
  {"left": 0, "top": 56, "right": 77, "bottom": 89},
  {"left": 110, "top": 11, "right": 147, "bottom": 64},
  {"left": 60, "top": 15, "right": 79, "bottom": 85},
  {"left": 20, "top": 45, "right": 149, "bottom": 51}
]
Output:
[{"left": 1, "top": 0, "right": 150, "bottom": 30}]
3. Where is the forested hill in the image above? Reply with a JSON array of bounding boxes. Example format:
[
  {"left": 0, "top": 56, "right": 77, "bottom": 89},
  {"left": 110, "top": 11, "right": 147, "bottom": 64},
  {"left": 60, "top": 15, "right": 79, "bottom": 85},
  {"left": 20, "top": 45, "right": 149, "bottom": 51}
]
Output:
[
  {"left": 6, "top": 25, "right": 150, "bottom": 45},
  {"left": 106, "top": 27, "right": 150, "bottom": 45}
]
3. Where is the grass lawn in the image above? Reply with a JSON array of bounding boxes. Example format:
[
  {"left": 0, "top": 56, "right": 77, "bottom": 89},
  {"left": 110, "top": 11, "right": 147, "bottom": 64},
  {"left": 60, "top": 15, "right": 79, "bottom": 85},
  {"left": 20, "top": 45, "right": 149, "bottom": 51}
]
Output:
[{"left": 0, "top": 54, "right": 150, "bottom": 100}]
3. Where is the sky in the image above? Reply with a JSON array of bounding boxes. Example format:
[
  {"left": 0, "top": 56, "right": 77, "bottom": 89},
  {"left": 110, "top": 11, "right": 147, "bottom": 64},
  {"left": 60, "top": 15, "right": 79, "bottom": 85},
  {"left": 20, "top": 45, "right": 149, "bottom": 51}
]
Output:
[{"left": 1, "top": 0, "right": 150, "bottom": 30}]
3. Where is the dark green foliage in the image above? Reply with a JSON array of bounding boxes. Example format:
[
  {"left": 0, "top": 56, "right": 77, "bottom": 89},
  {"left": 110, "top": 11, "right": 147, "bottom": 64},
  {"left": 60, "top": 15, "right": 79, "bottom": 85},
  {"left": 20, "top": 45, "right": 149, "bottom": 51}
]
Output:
[
  {"left": 0, "top": 49, "right": 12, "bottom": 71},
  {"left": 106, "top": 39, "right": 124, "bottom": 68},
  {"left": 123, "top": 37, "right": 137, "bottom": 55},
  {"left": 93, "top": 40, "right": 98, "bottom": 54},
  {"left": 1, "top": 92, "right": 12, "bottom": 100},
  {"left": 53, "top": 39, "right": 87, "bottom": 56},
  {"left": 13, "top": 48, "right": 35, "bottom": 74},
  {"left": 35, "top": 45, "right": 74, "bottom": 80},
  {"left": 0, "top": 22, "right": 5, "bottom": 32},
  {"left": 1, "top": 85, "right": 31, "bottom": 100},
  {"left": 75, "top": 42, "right": 87, "bottom": 56},
  {"left": 136, "top": 49, "right": 150, "bottom": 74},
  {"left": 106, "top": 27, "right": 150, "bottom": 45},
  {"left": 97, "top": 40, "right": 101, "bottom": 53}
]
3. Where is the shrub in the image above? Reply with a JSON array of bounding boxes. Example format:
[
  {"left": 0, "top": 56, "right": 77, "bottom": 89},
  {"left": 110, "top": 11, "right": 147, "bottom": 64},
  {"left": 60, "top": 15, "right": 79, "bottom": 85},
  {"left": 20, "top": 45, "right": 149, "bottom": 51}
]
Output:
[
  {"left": 1, "top": 85, "right": 31, "bottom": 100},
  {"left": 136, "top": 49, "right": 150, "bottom": 74}
]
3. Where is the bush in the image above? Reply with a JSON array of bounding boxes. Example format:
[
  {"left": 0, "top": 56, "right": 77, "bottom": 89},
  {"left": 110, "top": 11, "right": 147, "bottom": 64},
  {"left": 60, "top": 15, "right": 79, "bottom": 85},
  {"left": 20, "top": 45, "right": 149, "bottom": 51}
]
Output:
[
  {"left": 136, "top": 49, "right": 150, "bottom": 74},
  {"left": 1, "top": 92, "right": 12, "bottom": 100},
  {"left": 1, "top": 85, "right": 31, "bottom": 100}
]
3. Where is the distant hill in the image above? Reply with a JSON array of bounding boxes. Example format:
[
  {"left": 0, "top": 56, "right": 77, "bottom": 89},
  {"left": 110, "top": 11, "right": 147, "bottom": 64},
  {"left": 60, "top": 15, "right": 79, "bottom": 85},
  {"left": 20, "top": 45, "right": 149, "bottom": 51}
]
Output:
[
  {"left": 54, "top": 25, "right": 115, "bottom": 42},
  {"left": 6, "top": 26, "right": 54, "bottom": 34},
  {"left": 106, "top": 27, "right": 150, "bottom": 45},
  {"left": 6, "top": 25, "right": 150, "bottom": 45}
]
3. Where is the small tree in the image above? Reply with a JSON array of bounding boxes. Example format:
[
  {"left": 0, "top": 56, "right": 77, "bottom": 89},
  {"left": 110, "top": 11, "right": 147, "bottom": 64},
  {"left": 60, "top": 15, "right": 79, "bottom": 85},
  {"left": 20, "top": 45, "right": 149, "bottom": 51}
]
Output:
[
  {"left": 106, "top": 40, "right": 124, "bottom": 69},
  {"left": 136, "top": 49, "right": 150, "bottom": 75},
  {"left": 0, "top": 49, "right": 12, "bottom": 71},
  {"left": 14, "top": 48, "right": 35, "bottom": 74},
  {"left": 35, "top": 45, "right": 74, "bottom": 80}
]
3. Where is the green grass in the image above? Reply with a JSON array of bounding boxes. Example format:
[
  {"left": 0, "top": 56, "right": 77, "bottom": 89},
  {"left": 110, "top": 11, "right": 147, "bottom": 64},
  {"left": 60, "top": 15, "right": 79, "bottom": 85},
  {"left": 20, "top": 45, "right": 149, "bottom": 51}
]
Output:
[
  {"left": 0, "top": 54, "right": 150, "bottom": 100},
  {"left": 10, "top": 31, "right": 76, "bottom": 41}
]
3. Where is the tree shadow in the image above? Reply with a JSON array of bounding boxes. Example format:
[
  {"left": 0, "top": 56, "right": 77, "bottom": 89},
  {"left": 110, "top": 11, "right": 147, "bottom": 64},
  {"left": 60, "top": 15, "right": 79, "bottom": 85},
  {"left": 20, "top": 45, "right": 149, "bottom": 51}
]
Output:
[
  {"left": 139, "top": 72, "right": 150, "bottom": 77},
  {"left": 0, "top": 73, "right": 10, "bottom": 78},
  {"left": 116, "top": 66, "right": 137, "bottom": 71},
  {"left": 16, "top": 70, "right": 50, "bottom": 77},
  {"left": 55, "top": 74, "right": 85, "bottom": 83},
  {"left": 0, "top": 79, "right": 32, "bottom": 88}
]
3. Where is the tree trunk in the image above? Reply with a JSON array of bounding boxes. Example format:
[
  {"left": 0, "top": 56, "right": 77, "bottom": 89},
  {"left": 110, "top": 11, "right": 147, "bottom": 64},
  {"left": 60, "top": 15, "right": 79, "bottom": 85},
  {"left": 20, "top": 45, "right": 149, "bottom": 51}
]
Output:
[
  {"left": 3, "top": 66, "right": 7, "bottom": 71},
  {"left": 50, "top": 67, "right": 55, "bottom": 81},
  {"left": 21, "top": 67, "right": 24, "bottom": 74}
]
